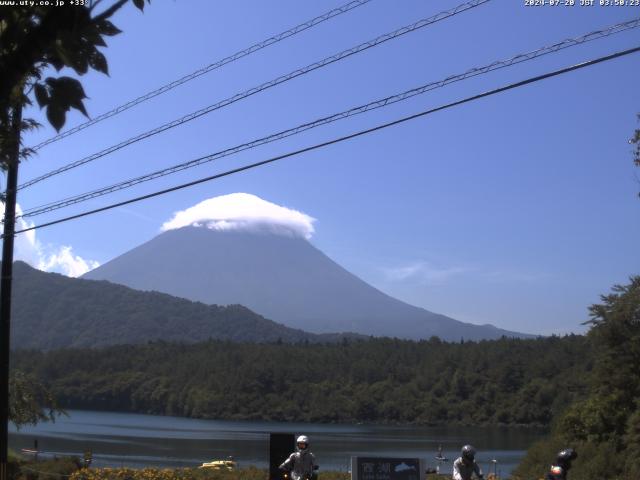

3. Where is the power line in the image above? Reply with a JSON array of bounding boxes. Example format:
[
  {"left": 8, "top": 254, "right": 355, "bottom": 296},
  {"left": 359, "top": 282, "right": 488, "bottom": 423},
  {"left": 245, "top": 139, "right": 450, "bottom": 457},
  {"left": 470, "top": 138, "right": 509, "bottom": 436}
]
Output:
[
  {"left": 29, "top": 0, "right": 374, "bottom": 151},
  {"left": 10, "top": 45, "right": 640, "bottom": 238},
  {"left": 18, "top": 0, "right": 490, "bottom": 191},
  {"left": 18, "top": 17, "right": 640, "bottom": 219}
]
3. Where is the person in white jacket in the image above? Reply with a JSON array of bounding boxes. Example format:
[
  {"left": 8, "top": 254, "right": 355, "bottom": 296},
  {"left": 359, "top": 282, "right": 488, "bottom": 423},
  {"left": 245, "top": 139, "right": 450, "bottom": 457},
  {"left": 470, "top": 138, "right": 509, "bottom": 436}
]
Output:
[
  {"left": 452, "top": 445, "right": 483, "bottom": 480},
  {"left": 279, "top": 435, "right": 317, "bottom": 480}
]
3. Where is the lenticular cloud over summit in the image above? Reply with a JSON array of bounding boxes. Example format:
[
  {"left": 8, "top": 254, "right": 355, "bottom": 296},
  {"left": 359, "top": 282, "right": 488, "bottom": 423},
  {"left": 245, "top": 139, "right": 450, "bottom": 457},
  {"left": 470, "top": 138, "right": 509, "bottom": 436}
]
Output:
[{"left": 161, "top": 193, "right": 316, "bottom": 239}]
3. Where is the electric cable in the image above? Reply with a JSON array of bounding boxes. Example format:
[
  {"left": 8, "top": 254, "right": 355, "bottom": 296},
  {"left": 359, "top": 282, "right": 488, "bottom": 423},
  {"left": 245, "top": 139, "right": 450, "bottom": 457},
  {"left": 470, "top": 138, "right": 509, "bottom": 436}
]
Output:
[
  {"left": 18, "top": 0, "right": 490, "bottom": 190},
  {"left": 18, "top": 17, "right": 640, "bottom": 220},
  {"left": 29, "top": 0, "right": 374, "bottom": 151},
  {"left": 10, "top": 44, "right": 640, "bottom": 237}
]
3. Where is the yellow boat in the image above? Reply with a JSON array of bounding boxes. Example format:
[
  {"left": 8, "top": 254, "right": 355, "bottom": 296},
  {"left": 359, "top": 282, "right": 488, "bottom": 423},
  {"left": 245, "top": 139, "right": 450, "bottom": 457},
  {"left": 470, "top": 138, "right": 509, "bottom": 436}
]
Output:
[{"left": 199, "top": 457, "right": 236, "bottom": 470}]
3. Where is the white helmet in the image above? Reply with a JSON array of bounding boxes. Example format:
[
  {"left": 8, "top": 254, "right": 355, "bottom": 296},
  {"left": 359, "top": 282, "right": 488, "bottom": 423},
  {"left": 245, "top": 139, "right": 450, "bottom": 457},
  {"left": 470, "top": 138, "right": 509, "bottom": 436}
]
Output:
[{"left": 296, "top": 435, "right": 309, "bottom": 451}]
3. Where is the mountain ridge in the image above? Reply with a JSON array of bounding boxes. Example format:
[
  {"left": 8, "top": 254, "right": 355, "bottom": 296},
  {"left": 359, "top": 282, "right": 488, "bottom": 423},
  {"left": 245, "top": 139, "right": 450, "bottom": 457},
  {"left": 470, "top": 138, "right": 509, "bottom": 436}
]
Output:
[
  {"left": 9, "top": 261, "right": 361, "bottom": 350},
  {"left": 83, "top": 226, "right": 534, "bottom": 341}
]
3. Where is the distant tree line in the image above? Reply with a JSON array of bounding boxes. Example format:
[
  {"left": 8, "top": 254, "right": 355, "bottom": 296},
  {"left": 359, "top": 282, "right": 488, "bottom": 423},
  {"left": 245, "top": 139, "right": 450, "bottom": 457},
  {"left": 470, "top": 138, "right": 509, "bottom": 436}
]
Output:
[{"left": 12, "top": 335, "right": 590, "bottom": 427}]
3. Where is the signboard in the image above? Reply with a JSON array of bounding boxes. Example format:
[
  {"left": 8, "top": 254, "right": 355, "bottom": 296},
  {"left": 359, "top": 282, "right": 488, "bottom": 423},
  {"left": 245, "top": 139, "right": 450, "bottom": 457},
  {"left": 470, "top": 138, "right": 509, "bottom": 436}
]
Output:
[
  {"left": 269, "top": 433, "right": 295, "bottom": 480},
  {"left": 351, "top": 457, "right": 425, "bottom": 480}
]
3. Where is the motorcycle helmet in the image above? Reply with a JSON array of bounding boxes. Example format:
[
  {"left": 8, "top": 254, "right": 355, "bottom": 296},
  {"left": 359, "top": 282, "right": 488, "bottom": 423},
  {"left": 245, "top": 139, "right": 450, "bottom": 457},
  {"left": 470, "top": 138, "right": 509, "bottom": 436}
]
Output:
[
  {"left": 557, "top": 448, "right": 577, "bottom": 468},
  {"left": 297, "top": 435, "right": 309, "bottom": 451},
  {"left": 461, "top": 445, "right": 476, "bottom": 462}
]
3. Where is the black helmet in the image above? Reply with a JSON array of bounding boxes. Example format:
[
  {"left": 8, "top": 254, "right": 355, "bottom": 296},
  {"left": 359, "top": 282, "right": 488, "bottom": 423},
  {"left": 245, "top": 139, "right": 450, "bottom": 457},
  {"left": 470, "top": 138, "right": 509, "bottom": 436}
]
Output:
[
  {"left": 557, "top": 448, "right": 577, "bottom": 467},
  {"left": 461, "top": 445, "right": 476, "bottom": 461}
]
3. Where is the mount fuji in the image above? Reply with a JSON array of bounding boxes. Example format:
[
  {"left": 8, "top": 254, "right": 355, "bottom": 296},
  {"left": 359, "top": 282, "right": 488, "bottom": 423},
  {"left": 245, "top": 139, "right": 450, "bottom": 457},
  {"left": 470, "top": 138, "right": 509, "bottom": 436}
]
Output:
[{"left": 83, "top": 225, "right": 531, "bottom": 341}]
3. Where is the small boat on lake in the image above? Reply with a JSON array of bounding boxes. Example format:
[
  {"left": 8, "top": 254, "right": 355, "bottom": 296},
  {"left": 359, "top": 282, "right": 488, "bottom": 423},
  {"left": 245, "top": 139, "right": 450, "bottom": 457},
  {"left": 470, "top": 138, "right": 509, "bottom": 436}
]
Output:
[{"left": 199, "top": 457, "right": 236, "bottom": 470}]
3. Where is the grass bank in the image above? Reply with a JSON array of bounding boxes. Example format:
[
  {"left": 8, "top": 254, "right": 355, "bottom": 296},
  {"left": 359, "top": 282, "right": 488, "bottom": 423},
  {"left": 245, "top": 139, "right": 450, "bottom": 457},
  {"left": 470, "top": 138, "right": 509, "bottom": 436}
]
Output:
[{"left": 7, "top": 459, "right": 458, "bottom": 480}]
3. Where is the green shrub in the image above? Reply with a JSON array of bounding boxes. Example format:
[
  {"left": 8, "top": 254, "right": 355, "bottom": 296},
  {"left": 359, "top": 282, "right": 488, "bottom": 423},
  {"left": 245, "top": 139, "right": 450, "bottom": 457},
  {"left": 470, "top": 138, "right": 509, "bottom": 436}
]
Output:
[{"left": 9, "top": 456, "right": 82, "bottom": 480}]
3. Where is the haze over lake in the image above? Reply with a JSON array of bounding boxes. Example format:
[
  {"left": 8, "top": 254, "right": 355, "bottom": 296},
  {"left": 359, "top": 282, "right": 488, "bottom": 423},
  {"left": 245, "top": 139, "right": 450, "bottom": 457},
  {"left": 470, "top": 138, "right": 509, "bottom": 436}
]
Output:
[{"left": 9, "top": 410, "right": 546, "bottom": 477}]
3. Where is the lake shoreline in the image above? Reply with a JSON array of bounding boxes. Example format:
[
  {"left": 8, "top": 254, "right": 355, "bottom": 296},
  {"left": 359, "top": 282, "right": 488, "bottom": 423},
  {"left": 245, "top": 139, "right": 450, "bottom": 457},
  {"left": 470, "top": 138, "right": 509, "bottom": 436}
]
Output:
[
  {"left": 9, "top": 409, "right": 545, "bottom": 477},
  {"left": 48, "top": 406, "right": 554, "bottom": 431}
]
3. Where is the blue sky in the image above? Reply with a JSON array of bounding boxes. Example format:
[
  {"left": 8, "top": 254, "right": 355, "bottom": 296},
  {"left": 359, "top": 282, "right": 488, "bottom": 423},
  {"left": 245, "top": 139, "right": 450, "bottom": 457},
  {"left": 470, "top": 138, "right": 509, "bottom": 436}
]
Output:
[{"left": 12, "top": 0, "right": 640, "bottom": 335}]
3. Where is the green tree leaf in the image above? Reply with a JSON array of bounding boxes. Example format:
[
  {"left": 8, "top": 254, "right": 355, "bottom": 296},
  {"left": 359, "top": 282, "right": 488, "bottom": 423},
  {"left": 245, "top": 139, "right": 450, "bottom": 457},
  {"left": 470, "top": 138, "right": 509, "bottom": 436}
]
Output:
[
  {"left": 88, "top": 49, "right": 109, "bottom": 76},
  {"left": 44, "top": 76, "right": 89, "bottom": 119},
  {"left": 46, "top": 103, "right": 66, "bottom": 132},
  {"left": 95, "top": 20, "right": 122, "bottom": 37},
  {"left": 9, "top": 370, "right": 64, "bottom": 428},
  {"left": 33, "top": 83, "right": 49, "bottom": 108}
]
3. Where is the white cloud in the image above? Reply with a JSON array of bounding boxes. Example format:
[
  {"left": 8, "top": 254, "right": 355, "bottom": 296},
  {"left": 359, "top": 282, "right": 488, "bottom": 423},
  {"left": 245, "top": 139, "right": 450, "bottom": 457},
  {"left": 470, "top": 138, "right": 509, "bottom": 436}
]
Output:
[
  {"left": 1, "top": 203, "right": 100, "bottom": 277},
  {"left": 161, "top": 193, "right": 316, "bottom": 239},
  {"left": 383, "top": 261, "right": 469, "bottom": 285},
  {"left": 383, "top": 259, "right": 548, "bottom": 286},
  {"left": 37, "top": 246, "right": 100, "bottom": 278}
]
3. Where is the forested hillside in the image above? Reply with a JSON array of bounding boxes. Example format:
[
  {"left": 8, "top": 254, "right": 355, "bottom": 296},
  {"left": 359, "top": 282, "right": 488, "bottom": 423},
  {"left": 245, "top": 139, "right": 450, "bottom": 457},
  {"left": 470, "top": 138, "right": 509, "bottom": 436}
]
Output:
[
  {"left": 12, "top": 335, "right": 590, "bottom": 426},
  {"left": 10, "top": 261, "right": 354, "bottom": 348}
]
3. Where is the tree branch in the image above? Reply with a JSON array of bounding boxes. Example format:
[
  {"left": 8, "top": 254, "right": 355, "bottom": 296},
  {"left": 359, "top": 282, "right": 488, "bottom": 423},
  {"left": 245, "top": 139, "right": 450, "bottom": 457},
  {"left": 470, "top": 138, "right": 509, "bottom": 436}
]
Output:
[{"left": 93, "top": 0, "right": 129, "bottom": 23}]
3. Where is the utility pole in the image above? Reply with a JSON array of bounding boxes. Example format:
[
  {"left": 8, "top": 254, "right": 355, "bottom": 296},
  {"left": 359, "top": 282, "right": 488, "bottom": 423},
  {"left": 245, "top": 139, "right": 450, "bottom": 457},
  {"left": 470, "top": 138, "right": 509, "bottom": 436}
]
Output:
[{"left": 0, "top": 99, "right": 22, "bottom": 480}]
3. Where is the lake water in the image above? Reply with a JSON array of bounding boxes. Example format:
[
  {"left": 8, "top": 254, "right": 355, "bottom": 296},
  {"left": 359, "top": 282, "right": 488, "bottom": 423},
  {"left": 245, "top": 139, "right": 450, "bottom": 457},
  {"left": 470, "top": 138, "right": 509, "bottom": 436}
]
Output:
[{"left": 9, "top": 410, "right": 547, "bottom": 477}]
